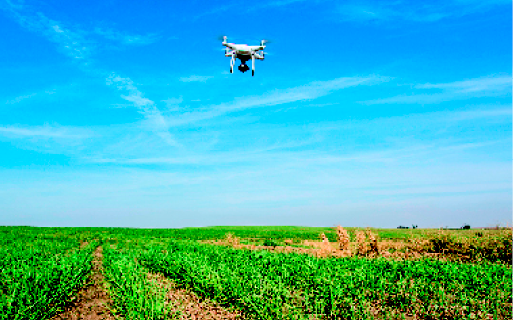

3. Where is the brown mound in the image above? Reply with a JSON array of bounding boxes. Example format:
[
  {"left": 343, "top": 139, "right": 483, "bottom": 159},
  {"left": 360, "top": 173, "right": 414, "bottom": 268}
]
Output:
[{"left": 53, "top": 246, "right": 119, "bottom": 320}]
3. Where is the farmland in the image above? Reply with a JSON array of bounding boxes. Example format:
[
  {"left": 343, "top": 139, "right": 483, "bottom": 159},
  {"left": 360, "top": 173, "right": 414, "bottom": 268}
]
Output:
[{"left": 0, "top": 226, "right": 511, "bottom": 319}]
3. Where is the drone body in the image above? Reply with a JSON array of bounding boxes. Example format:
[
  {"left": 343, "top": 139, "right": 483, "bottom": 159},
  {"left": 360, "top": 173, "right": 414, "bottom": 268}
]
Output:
[{"left": 222, "top": 36, "right": 267, "bottom": 76}]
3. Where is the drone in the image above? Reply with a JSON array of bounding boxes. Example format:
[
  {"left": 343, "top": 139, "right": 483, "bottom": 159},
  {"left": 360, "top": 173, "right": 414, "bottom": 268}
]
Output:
[{"left": 221, "top": 36, "right": 268, "bottom": 76}]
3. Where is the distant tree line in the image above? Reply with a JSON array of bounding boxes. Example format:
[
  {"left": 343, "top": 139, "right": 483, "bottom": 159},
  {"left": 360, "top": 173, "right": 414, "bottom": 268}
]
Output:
[
  {"left": 397, "top": 225, "right": 418, "bottom": 229},
  {"left": 396, "top": 225, "right": 471, "bottom": 229},
  {"left": 405, "top": 224, "right": 472, "bottom": 230}
]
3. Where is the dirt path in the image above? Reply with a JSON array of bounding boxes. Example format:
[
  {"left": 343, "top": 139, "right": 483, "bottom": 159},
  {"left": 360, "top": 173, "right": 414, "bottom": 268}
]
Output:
[
  {"left": 53, "top": 246, "right": 119, "bottom": 320},
  {"left": 148, "top": 272, "right": 246, "bottom": 320}
]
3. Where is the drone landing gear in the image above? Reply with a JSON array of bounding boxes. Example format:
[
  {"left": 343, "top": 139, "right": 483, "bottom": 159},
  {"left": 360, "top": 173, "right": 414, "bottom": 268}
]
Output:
[
  {"left": 230, "top": 52, "right": 236, "bottom": 74},
  {"left": 251, "top": 55, "right": 255, "bottom": 77}
]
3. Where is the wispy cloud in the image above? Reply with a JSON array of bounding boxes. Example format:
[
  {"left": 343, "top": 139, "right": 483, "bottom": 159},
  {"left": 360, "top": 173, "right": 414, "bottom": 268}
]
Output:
[
  {"left": 0, "top": 124, "right": 90, "bottom": 139},
  {"left": 337, "top": 0, "right": 510, "bottom": 23},
  {"left": 5, "top": 93, "right": 37, "bottom": 104},
  {"left": 362, "top": 75, "right": 512, "bottom": 105},
  {"left": 222, "top": 76, "right": 387, "bottom": 110},
  {"left": 3, "top": 1, "right": 176, "bottom": 146},
  {"left": 248, "top": 0, "right": 315, "bottom": 11},
  {"left": 416, "top": 76, "right": 512, "bottom": 93},
  {"left": 2, "top": 1, "right": 160, "bottom": 63},
  {"left": 2, "top": 1, "right": 92, "bottom": 63},
  {"left": 106, "top": 74, "right": 178, "bottom": 146},
  {"left": 167, "top": 75, "right": 390, "bottom": 126},
  {"left": 451, "top": 106, "right": 512, "bottom": 120},
  {"left": 4, "top": 87, "right": 57, "bottom": 105},
  {"left": 179, "top": 75, "right": 214, "bottom": 83},
  {"left": 193, "top": 0, "right": 314, "bottom": 19},
  {"left": 94, "top": 27, "right": 160, "bottom": 46},
  {"left": 192, "top": 4, "right": 237, "bottom": 20},
  {"left": 87, "top": 104, "right": 511, "bottom": 167},
  {"left": 162, "top": 97, "right": 183, "bottom": 111}
]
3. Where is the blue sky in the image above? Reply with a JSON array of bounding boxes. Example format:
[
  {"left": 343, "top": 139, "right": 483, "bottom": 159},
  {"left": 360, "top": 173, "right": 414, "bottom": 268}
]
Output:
[{"left": 0, "top": 0, "right": 511, "bottom": 228}]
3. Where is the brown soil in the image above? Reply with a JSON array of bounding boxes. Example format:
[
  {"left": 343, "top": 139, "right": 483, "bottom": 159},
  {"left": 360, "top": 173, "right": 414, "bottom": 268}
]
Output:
[
  {"left": 148, "top": 272, "right": 246, "bottom": 320},
  {"left": 53, "top": 246, "right": 119, "bottom": 320}
]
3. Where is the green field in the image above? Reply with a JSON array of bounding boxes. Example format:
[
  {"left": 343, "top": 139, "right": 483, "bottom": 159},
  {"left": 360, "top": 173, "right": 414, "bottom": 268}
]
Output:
[{"left": 0, "top": 226, "right": 511, "bottom": 319}]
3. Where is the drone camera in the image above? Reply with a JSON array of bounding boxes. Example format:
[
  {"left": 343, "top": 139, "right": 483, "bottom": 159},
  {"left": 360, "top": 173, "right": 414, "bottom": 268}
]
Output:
[{"left": 238, "top": 64, "right": 250, "bottom": 73}]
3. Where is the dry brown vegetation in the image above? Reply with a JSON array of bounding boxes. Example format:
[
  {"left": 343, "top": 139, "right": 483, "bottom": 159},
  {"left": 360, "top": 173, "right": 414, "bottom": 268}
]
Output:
[
  {"left": 208, "top": 227, "right": 512, "bottom": 263},
  {"left": 336, "top": 226, "right": 350, "bottom": 250}
]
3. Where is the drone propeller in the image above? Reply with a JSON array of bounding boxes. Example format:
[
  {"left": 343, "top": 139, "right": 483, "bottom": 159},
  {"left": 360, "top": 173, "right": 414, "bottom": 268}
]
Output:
[
  {"left": 261, "top": 51, "right": 271, "bottom": 58},
  {"left": 260, "top": 39, "right": 272, "bottom": 46}
]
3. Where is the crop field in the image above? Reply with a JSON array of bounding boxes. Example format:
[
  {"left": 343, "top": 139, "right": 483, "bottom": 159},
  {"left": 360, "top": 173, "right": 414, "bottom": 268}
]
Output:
[{"left": 0, "top": 226, "right": 511, "bottom": 320}]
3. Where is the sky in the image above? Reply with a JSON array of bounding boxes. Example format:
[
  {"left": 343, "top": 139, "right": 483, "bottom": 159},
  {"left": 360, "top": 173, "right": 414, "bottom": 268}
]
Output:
[{"left": 0, "top": 0, "right": 511, "bottom": 228}]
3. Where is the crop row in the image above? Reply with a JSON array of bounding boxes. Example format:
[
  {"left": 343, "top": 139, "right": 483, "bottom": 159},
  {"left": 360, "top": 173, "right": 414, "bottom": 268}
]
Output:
[
  {"left": 0, "top": 229, "right": 94, "bottom": 320},
  {"left": 103, "top": 246, "right": 176, "bottom": 320},
  {"left": 139, "top": 240, "right": 512, "bottom": 320}
]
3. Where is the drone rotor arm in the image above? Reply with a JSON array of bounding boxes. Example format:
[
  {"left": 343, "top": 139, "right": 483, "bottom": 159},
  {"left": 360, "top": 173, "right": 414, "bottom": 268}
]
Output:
[
  {"left": 223, "top": 43, "right": 236, "bottom": 50},
  {"left": 254, "top": 53, "right": 264, "bottom": 60}
]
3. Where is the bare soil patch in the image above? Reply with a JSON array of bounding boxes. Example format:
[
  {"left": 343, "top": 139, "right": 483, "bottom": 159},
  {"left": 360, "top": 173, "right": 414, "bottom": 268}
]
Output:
[
  {"left": 53, "top": 246, "right": 120, "bottom": 320},
  {"left": 148, "top": 272, "right": 246, "bottom": 320}
]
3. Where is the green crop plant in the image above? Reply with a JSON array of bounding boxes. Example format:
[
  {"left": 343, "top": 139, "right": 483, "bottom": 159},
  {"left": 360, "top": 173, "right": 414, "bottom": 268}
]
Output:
[
  {"left": 0, "top": 228, "right": 94, "bottom": 320},
  {"left": 140, "top": 240, "right": 512, "bottom": 319},
  {"left": 0, "top": 226, "right": 510, "bottom": 319},
  {"left": 103, "top": 246, "right": 180, "bottom": 320}
]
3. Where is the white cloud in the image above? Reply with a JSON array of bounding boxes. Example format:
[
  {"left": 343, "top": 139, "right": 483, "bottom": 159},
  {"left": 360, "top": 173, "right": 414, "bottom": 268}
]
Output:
[
  {"left": 88, "top": 104, "right": 512, "bottom": 167},
  {"left": 1, "top": 2, "right": 92, "bottom": 61},
  {"left": 94, "top": 27, "right": 160, "bottom": 46},
  {"left": 179, "top": 75, "right": 214, "bottom": 83},
  {"left": 362, "top": 75, "right": 512, "bottom": 105},
  {"left": 451, "top": 106, "right": 512, "bottom": 120},
  {"left": 337, "top": 0, "right": 510, "bottom": 23},
  {"left": 106, "top": 74, "right": 179, "bottom": 147},
  {"left": 36, "top": 18, "right": 91, "bottom": 61},
  {"left": 162, "top": 97, "right": 183, "bottom": 111},
  {"left": 2, "top": 2, "right": 162, "bottom": 65},
  {"left": 5, "top": 93, "right": 37, "bottom": 104},
  {"left": 162, "top": 97, "right": 183, "bottom": 105},
  {"left": 167, "top": 75, "right": 389, "bottom": 126},
  {"left": 248, "top": 0, "right": 313, "bottom": 11},
  {"left": 194, "top": 0, "right": 312, "bottom": 19},
  {"left": 416, "top": 76, "right": 512, "bottom": 93},
  {"left": 0, "top": 124, "right": 90, "bottom": 139},
  {"left": 2, "top": 2, "right": 178, "bottom": 147}
]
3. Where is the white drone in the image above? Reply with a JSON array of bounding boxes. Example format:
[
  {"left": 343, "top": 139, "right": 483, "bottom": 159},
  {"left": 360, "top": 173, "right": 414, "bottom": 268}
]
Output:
[{"left": 222, "top": 36, "right": 268, "bottom": 76}]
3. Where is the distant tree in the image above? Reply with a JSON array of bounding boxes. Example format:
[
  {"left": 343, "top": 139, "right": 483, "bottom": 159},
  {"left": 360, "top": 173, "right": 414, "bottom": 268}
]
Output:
[
  {"left": 397, "top": 226, "right": 409, "bottom": 229},
  {"left": 412, "top": 225, "right": 418, "bottom": 229},
  {"left": 461, "top": 224, "right": 471, "bottom": 230}
]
